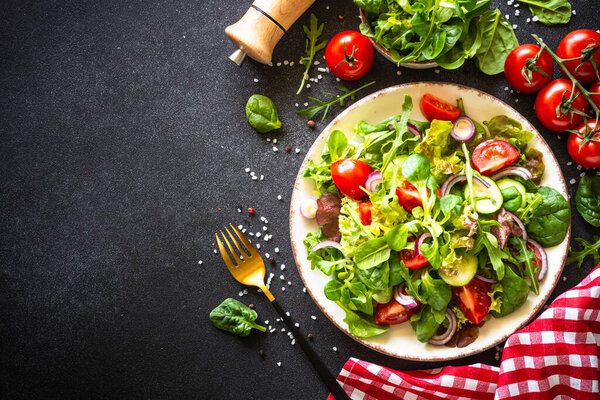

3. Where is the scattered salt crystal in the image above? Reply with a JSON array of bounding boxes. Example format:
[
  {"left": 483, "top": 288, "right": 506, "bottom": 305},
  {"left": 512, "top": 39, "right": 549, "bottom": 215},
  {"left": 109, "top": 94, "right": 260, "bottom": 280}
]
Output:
[
  {"left": 248, "top": 232, "right": 254, "bottom": 236},
  {"left": 303, "top": 287, "right": 307, "bottom": 293},
  {"left": 314, "top": 61, "right": 320, "bottom": 65},
  {"left": 318, "top": 67, "right": 327, "bottom": 72},
  {"left": 570, "top": 178, "right": 576, "bottom": 185},
  {"left": 306, "top": 84, "right": 311, "bottom": 88},
  {"left": 281, "top": 287, "right": 286, "bottom": 291},
  {"left": 275, "top": 247, "right": 280, "bottom": 253},
  {"left": 581, "top": 172, "right": 586, "bottom": 177},
  {"left": 295, "top": 103, "right": 299, "bottom": 107},
  {"left": 513, "top": 24, "right": 518, "bottom": 29},
  {"left": 317, "top": 74, "right": 323, "bottom": 79},
  {"left": 577, "top": 165, "right": 582, "bottom": 170},
  {"left": 252, "top": 176, "right": 258, "bottom": 180},
  {"left": 515, "top": 99, "right": 519, "bottom": 103},
  {"left": 253, "top": 78, "right": 259, "bottom": 82},
  {"left": 273, "top": 146, "right": 278, "bottom": 152},
  {"left": 245, "top": 167, "right": 250, "bottom": 172},
  {"left": 242, "top": 228, "right": 246, "bottom": 233},
  {"left": 567, "top": 162, "right": 573, "bottom": 166},
  {"left": 572, "top": 10, "right": 576, "bottom": 15},
  {"left": 268, "top": 62, "right": 273, "bottom": 66},
  {"left": 532, "top": 16, "right": 538, "bottom": 22},
  {"left": 283, "top": 60, "right": 289, "bottom": 65},
  {"left": 287, "top": 281, "right": 291, "bottom": 286},
  {"left": 505, "top": 14, "right": 510, "bottom": 20},
  {"left": 267, "top": 138, "right": 271, "bottom": 141},
  {"left": 243, "top": 289, "right": 248, "bottom": 294},
  {"left": 527, "top": 17, "right": 531, "bottom": 23},
  {"left": 265, "top": 320, "right": 269, "bottom": 324},
  {"left": 277, "top": 62, "right": 282, "bottom": 66},
  {"left": 239, "top": 291, "right": 244, "bottom": 297},
  {"left": 277, "top": 195, "right": 282, "bottom": 201},
  {"left": 515, "top": 10, "right": 520, "bottom": 16},
  {"left": 237, "top": 208, "right": 241, "bottom": 213},
  {"left": 260, "top": 175, "right": 264, "bottom": 181},
  {"left": 290, "top": 61, "right": 294, "bottom": 67},
  {"left": 238, "top": 224, "right": 243, "bottom": 229},
  {"left": 434, "top": 69, "right": 440, "bottom": 74},
  {"left": 291, "top": 339, "right": 296, "bottom": 345},
  {"left": 263, "top": 226, "right": 268, "bottom": 231},
  {"left": 336, "top": 77, "right": 341, "bottom": 82},
  {"left": 277, "top": 362, "right": 281, "bottom": 367},
  {"left": 294, "top": 322, "right": 299, "bottom": 327},
  {"left": 286, "top": 312, "right": 290, "bottom": 316},
  {"left": 273, "top": 138, "right": 277, "bottom": 144},
  {"left": 304, "top": 102, "right": 309, "bottom": 106},
  {"left": 295, "top": 148, "right": 300, "bottom": 154},
  {"left": 213, "top": 249, "right": 218, "bottom": 254},
  {"left": 332, "top": 347, "right": 337, "bottom": 352},
  {"left": 198, "top": 260, "right": 203, "bottom": 265},
  {"left": 311, "top": 315, "right": 317, "bottom": 320},
  {"left": 256, "top": 243, "right": 261, "bottom": 249}
]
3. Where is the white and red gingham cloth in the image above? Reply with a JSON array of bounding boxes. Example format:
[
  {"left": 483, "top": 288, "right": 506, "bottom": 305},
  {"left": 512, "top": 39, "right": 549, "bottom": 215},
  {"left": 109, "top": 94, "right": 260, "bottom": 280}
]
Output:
[{"left": 328, "top": 263, "right": 600, "bottom": 400}]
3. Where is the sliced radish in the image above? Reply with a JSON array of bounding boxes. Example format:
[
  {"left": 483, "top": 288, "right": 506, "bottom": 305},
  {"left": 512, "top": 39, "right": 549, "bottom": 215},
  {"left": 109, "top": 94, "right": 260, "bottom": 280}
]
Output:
[{"left": 299, "top": 198, "right": 318, "bottom": 219}]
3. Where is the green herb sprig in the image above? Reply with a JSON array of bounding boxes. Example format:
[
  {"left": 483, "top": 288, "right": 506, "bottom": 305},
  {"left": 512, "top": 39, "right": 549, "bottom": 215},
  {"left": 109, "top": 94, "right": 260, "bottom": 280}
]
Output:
[
  {"left": 566, "top": 236, "right": 600, "bottom": 271},
  {"left": 297, "top": 14, "right": 327, "bottom": 95},
  {"left": 297, "top": 81, "right": 375, "bottom": 121}
]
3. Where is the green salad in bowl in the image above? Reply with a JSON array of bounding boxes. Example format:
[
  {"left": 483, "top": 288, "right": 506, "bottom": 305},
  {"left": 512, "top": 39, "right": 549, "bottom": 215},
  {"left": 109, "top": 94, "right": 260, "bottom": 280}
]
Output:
[{"left": 298, "top": 93, "right": 569, "bottom": 348}]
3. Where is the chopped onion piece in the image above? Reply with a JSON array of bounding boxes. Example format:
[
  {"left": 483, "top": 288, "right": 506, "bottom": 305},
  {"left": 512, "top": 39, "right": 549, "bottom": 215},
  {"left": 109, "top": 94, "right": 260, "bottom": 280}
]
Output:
[
  {"left": 365, "top": 171, "right": 383, "bottom": 193},
  {"left": 475, "top": 275, "right": 497, "bottom": 284},
  {"left": 299, "top": 198, "right": 318, "bottom": 219},
  {"left": 440, "top": 174, "right": 490, "bottom": 196},
  {"left": 414, "top": 232, "right": 432, "bottom": 256},
  {"left": 527, "top": 239, "right": 548, "bottom": 281},
  {"left": 450, "top": 117, "right": 475, "bottom": 143},
  {"left": 310, "top": 241, "right": 346, "bottom": 257},
  {"left": 428, "top": 309, "right": 457, "bottom": 346},
  {"left": 407, "top": 122, "right": 422, "bottom": 140},
  {"left": 490, "top": 166, "right": 533, "bottom": 181},
  {"left": 394, "top": 284, "right": 419, "bottom": 309}
]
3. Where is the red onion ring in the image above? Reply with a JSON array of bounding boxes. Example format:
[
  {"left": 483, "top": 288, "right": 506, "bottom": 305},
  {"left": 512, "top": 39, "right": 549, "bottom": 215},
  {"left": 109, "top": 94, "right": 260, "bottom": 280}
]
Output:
[
  {"left": 428, "top": 309, "right": 457, "bottom": 346},
  {"left": 365, "top": 171, "right": 383, "bottom": 193},
  {"left": 440, "top": 174, "right": 491, "bottom": 196},
  {"left": 526, "top": 239, "right": 548, "bottom": 281},
  {"left": 450, "top": 117, "right": 475, "bottom": 143},
  {"left": 414, "top": 232, "right": 432, "bottom": 256},
  {"left": 407, "top": 122, "right": 422, "bottom": 140},
  {"left": 394, "top": 284, "right": 419, "bottom": 309},
  {"left": 475, "top": 275, "right": 497, "bottom": 284},
  {"left": 311, "top": 241, "right": 346, "bottom": 257},
  {"left": 490, "top": 166, "right": 534, "bottom": 181},
  {"left": 503, "top": 210, "right": 528, "bottom": 241}
]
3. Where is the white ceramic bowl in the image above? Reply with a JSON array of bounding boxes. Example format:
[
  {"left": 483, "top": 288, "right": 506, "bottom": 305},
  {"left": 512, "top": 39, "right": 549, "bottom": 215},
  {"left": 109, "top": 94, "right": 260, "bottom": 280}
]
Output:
[{"left": 289, "top": 82, "right": 570, "bottom": 361}]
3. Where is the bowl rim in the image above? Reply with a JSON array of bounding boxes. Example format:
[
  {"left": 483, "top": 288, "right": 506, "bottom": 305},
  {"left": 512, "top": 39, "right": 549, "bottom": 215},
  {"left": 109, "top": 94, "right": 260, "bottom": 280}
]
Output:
[{"left": 288, "top": 81, "right": 570, "bottom": 361}]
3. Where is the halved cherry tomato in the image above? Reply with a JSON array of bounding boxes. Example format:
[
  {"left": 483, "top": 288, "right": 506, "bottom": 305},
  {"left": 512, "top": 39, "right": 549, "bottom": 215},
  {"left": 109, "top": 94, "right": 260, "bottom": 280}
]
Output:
[
  {"left": 472, "top": 139, "right": 520, "bottom": 175},
  {"left": 375, "top": 298, "right": 419, "bottom": 325},
  {"left": 395, "top": 181, "right": 442, "bottom": 213},
  {"left": 504, "top": 44, "right": 554, "bottom": 93},
  {"left": 325, "top": 31, "right": 374, "bottom": 81},
  {"left": 557, "top": 29, "right": 600, "bottom": 83},
  {"left": 358, "top": 201, "right": 373, "bottom": 225},
  {"left": 590, "top": 80, "right": 600, "bottom": 109},
  {"left": 451, "top": 279, "right": 491, "bottom": 324},
  {"left": 420, "top": 94, "right": 461, "bottom": 121},
  {"left": 535, "top": 79, "right": 589, "bottom": 132},
  {"left": 330, "top": 159, "right": 373, "bottom": 200},
  {"left": 567, "top": 119, "right": 600, "bottom": 168},
  {"left": 398, "top": 248, "right": 429, "bottom": 269}
]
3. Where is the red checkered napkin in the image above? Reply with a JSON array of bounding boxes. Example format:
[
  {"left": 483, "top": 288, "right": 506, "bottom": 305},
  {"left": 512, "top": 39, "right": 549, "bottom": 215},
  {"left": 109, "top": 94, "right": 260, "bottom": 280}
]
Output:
[{"left": 328, "top": 263, "right": 600, "bottom": 400}]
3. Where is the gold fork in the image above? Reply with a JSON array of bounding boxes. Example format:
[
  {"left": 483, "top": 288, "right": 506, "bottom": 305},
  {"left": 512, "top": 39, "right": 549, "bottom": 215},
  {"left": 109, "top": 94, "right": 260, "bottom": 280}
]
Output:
[{"left": 216, "top": 224, "right": 350, "bottom": 400}]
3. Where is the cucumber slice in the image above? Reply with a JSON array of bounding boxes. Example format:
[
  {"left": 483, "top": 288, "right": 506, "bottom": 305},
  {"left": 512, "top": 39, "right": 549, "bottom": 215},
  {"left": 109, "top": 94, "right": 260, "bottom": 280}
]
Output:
[
  {"left": 496, "top": 178, "right": 527, "bottom": 209},
  {"left": 439, "top": 255, "right": 479, "bottom": 287},
  {"left": 465, "top": 175, "right": 503, "bottom": 214}
]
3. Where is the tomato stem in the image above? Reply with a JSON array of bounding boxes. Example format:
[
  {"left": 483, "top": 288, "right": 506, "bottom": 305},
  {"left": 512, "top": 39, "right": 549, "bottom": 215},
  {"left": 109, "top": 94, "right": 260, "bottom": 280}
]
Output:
[{"left": 336, "top": 42, "right": 359, "bottom": 69}]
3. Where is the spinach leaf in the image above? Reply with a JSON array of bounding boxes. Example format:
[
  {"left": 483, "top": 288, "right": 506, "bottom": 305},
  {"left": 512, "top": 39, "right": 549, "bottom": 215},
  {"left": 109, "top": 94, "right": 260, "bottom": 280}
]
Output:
[
  {"left": 389, "top": 251, "right": 405, "bottom": 287},
  {"left": 575, "top": 176, "right": 600, "bottom": 227},
  {"left": 245, "top": 94, "right": 282, "bottom": 133},
  {"left": 490, "top": 266, "right": 529, "bottom": 317},
  {"left": 327, "top": 130, "right": 349, "bottom": 162},
  {"left": 356, "top": 262, "right": 390, "bottom": 291},
  {"left": 209, "top": 298, "right": 266, "bottom": 336},
  {"left": 410, "top": 305, "right": 444, "bottom": 342},
  {"left": 483, "top": 115, "right": 534, "bottom": 152},
  {"left": 420, "top": 270, "right": 452, "bottom": 311},
  {"left": 527, "top": 186, "right": 570, "bottom": 247},
  {"left": 501, "top": 186, "right": 523, "bottom": 213},
  {"left": 474, "top": 9, "right": 518, "bottom": 75},
  {"left": 354, "top": 237, "right": 391, "bottom": 270},
  {"left": 338, "top": 302, "right": 389, "bottom": 338},
  {"left": 516, "top": 0, "right": 571, "bottom": 26}
]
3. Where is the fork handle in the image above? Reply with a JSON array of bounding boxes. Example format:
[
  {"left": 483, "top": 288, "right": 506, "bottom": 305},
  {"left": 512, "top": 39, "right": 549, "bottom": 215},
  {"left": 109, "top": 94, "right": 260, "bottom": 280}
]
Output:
[{"left": 270, "top": 300, "right": 351, "bottom": 400}]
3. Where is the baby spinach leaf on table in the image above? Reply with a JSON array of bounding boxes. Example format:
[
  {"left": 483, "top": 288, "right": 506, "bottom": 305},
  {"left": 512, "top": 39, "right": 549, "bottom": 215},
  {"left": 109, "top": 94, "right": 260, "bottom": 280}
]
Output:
[
  {"left": 566, "top": 236, "right": 600, "bottom": 271},
  {"left": 526, "top": 186, "right": 571, "bottom": 247},
  {"left": 474, "top": 9, "right": 519, "bottom": 75},
  {"left": 490, "top": 266, "right": 529, "bottom": 317},
  {"left": 209, "top": 298, "right": 266, "bottom": 336},
  {"left": 245, "top": 94, "right": 282, "bottom": 133},
  {"left": 516, "top": 0, "right": 571, "bottom": 26},
  {"left": 354, "top": 237, "right": 391, "bottom": 270},
  {"left": 575, "top": 176, "right": 600, "bottom": 227},
  {"left": 297, "top": 14, "right": 327, "bottom": 94},
  {"left": 338, "top": 301, "right": 389, "bottom": 338}
]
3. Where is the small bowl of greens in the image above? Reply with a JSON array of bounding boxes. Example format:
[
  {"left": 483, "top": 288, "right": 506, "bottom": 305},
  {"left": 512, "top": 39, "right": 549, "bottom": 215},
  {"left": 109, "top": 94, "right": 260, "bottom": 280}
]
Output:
[
  {"left": 289, "top": 82, "right": 570, "bottom": 361},
  {"left": 355, "top": 0, "right": 518, "bottom": 75}
]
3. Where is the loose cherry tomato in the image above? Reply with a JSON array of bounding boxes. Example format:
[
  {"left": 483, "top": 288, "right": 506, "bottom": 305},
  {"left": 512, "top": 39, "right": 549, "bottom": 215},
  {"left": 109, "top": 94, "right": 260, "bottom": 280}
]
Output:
[
  {"left": 420, "top": 94, "right": 462, "bottom": 121},
  {"left": 567, "top": 119, "right": 600, "bottom": 168},
  {"left": 590, "top": 80, "right": 600, "bottom": 109},
  {"left": 557, "top": 29, "right": 600, "bottom": 83},
  {"left": 375, "top": 298, "right": 419, "bottom": 325},
  {"left": 398, "top": 248, "right": 430, "bottom": 269},
  {"left": 535, "top": 79, "right": 589, "bottom": 132},
  {"left": 504, "top": 44, "right": 554, "bottom": 93},
  {"left": 472, "top": 139, "right": 520, "bottom": 175},
  {"left": 358, "top": 201, "right": 373, "bottom": 225},
  {"left": 451, "top": 279, "right": 491, "bottom": 324},
  {"left": 325, "top": 31, "right": 374, "bottom": 81},
  {"left": 330, "top": 159, "right": 373, "bottom": 200}
]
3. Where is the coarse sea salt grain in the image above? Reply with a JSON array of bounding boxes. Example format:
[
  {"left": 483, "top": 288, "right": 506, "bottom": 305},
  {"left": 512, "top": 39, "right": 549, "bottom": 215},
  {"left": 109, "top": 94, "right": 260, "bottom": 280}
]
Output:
[
  {"left": 314, "top": 61, "right": 320, "bottom": 65},
  {"left": 238, "top": 224, "right": 243, "bottom": 229},
  {"left": 253, "top": 78, "right": 259, "bottom": 82},
  {"left": 332, "top": 347, "right": 337, "bottom": 352},
  {"left": 273, "top": 146, "right": 278, "bottom": 152},
  {"left": 277, "top": 62, "right": 282, "bottom": 66},
  {"left": 290, "top": 61, "right": 294, "bottom": 66},
  {"left": 570, "top": 178, "right": 576, "bottom": 184},
  {"left": 295, "top": 148, "right": 300, "bottom": 154},
  {"left": 287, "top": 281, "right": 291, "bottom": 286},
  {"left": 303, "top": 287, "right": 307, "bottom": 293},
  {"left": 294, "top": 322, "right": 299, "bottom": 327},
  {"left": 245, "top": 167, "right": 250, "bottom": 172},
  {"left": 311, "top": 315, "right": 317, "bottom": 320},
  {"left": 306, "top": 84, "right": 311, "bottom": 88},
  {"left": 281, "top": 264, "right": 286, "bottom": 270},
  {"left": 263, "top": 226, "right": 268, "bottom": 231},
  {"left": 277, "top": 362, "right": 281, "bottom": 367},
  {"left": 284, "top": 60, "right": 289, "bottom": 65},
  {"left": 275, "top": 247, "right": 280, "bottom": 253},
  {"left": 273, "top": 138, "right": 277, "bottom": 144},
  {"left": 532, "top": 16, "right": 538, "bottom": 22},
  {"left": 198, "top": 260, "right": 203, "bottom": 265},
  {"left": 277, "top": 195, "right": 282, "bottom": 201},
  {"left": 281, "top": 287, "right": 286, "bottom": 291}
]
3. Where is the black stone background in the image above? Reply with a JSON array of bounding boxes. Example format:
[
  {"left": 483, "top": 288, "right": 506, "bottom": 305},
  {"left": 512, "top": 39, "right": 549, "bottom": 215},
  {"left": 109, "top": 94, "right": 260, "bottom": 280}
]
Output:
[{"left": 1, "top": 0, "right": 598, "bottom": 399}]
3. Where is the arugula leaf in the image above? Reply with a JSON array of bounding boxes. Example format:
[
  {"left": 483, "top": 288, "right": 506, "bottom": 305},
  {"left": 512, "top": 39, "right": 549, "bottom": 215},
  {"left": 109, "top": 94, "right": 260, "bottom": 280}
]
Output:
[
  {"left": 354, "top": 237, "right": 391, "bottom": 270},
  {"left": 298, "top": 82, "right": 376, "bottom": 121},
  {"left": 516, "top": 0, "right": 571, "bottom": 26},
  {"left": 381, "top": 95, "right": 413, "bottom": 173},
  {"left": 354, "top": 0, "right": 387, "bottom": 13},
  {"left": 475, "top": 225, "right": 510, "bottom": 279},
  {"left": 209, "top": 298, "right": 266, "bottom": 336},
  {"left": 575, "top": 176, "right": 600, "bottom": 227},
  {"left": 566, "top": 236, "right": 600, "bottom": 271},
  {"left": 297, "top": 14, "right": 327, "bottom": 94},
  {"left": 512, "top": 237, "right": 539, "bottom": 295},
  {"left": 474, "top": 9, "right": 519, "bottom": 75}
]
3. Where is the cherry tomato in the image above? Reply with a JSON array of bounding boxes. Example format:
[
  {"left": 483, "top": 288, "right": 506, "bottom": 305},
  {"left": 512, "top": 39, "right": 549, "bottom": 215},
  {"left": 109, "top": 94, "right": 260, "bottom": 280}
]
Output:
[
  {"left": 472, "top": 139, "right": 520, "bottom": 175},
  {"left": 396, "top": 181, "right": 422, "bottom": 212},
  {"left": 535, "top": 79, "right": 589, "bottom": 132},
  {"left": 358, "top": 201, "right": 373, "bottom": 225},
  {"left": 451, "top": 279, "right": 491, "bottom": 324},
  {"left": 557, "top": 29, "right": 600, "bottom": 83},
  {"left": 567, "top": 119, "right": 600, "bottom": 168},
  {"left": 590, "top": 80, "right": 600, "bottom": 109},
  {"left": 325, "top": 31, "right": 374, "bottom": 81},
  {"left": 420, "top": 94, "right": 462, "bottom": 121},
  {"left": 398, "top": 248, "right": 430, "bottom": 269},
  {"left": 330, "top": 159, "right": 373, "bottom": 200},
  {"left": 375, "top": 298, "right": 419, "bottom": 325},
  {"left": 504, "top": 44, "right": 554, "bottom": 93}
]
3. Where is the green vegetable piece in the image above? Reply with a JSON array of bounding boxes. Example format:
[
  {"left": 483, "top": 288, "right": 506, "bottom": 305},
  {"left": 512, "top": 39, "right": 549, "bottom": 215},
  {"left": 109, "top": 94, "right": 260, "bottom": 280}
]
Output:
[
  {"left": 385, "top": 224, "right": 410, "bottom": 251},
  {"left": 356, "top": 262, "right": 390, "bottom": 291},
  {"left": 527, "top": 186, "right": 570, "bottom": 247},
  {"left": 209, "top": 298, "right": 266, "bottom": 336},
  {"left": 327, "top": 130, "right": 349, "bottom": 162},
  {"left": 420, "top": 270, "right": 452, "bottom": 311},
  {"left": 298, "top": 82, "right": 376, "bottom": 121},
  {"left": 354, "top": 237, "right": 391, "bottom": 270},
  {"left": 566, "top": 236, "right": 600, "bottom": 271},
  {"left": 298, "top": 14, "right": 327, "bottom": 94},
  {"left": 245, "top": 94, "right": 282, "bottom": 133},
  {"left": 474, "top": 9, "right": 519, "bottom": 75},
  {"left": 490, "top": 266, "right": 529, "bottom": 317},
  {"left": 501, "top": 186, "right": 523, "bottom": 213},
  {"left": 575, "top": 176, "right": 600, "bottom": 227},
  {"left": 476, "top": 226, "right": 510, "bottom": 279},
  {"left": 410, "top": 305, "right": 444, "bottom": 343},
  {"left": 342, "top": 305, "right": 389, "bottom": 338},
  {"left": 324, "top": 280, "right": 344, "bottom": 301},
  {"left": 354, "top": 0, "right": 387, "bottom": 13},
  {"left": 389, "top": 251, "right": 404, "bottom": 287},
  {"left": 402, "top": 154, "right": 431, "bottom": 185},
  {"left": 516, "top": 0, "right": 571, "bottom": 26}
]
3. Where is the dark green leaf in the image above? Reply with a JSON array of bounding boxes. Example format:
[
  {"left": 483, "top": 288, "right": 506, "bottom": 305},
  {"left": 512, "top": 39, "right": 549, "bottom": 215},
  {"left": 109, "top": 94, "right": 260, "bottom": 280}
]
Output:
[
  {"left": 526, "top": 186, "right": 570, "bottom": 247},
  {"left": 209, "top": 298, "right": 266, "bottom": 336},
  {"left": 575, "top": 176, "right": 600, "bottom": 227},
  {"left": 245, "top": 94, "right": 282, "bottom": 133},
  {"left": 354, "top": 237, "right": 391, "bottom": 270}
]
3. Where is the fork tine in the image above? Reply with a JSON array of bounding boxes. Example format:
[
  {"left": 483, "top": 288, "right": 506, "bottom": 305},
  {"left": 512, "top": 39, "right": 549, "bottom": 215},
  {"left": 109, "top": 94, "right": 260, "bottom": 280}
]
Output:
[
  {"left": 225, "top": 226, "right": 249, "bottom": 258},
  {"left": 230, "top": 224, "right": 259, "bottom": 256},
  {"left": 219, "top": 230, "right": 242, "bottom": 264},
  {"left": 215, "top": 233, "right": 236, "bottom": 268}
]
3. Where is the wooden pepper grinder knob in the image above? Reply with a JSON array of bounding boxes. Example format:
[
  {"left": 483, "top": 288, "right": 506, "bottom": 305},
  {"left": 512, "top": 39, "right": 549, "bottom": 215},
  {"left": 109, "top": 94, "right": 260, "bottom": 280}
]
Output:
[{"left": 225, "top": 0, "right": 316, "bottom": 65}]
